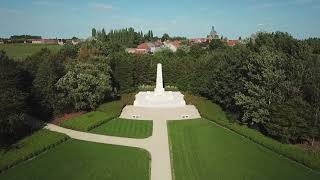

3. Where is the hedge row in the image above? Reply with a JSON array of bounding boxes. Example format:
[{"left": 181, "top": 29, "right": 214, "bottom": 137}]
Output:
[
  {"left": 61, "top": 93, "right": 136, "bottom": 131},
  {"left": 60, "top": 111, "right": 115, "bottom": 131},
  {"left": 185, "top": 94, "right": 320, "bottom": 171},
  {"left": 0, "top": 129, "right": 69, "bottom": 173}
]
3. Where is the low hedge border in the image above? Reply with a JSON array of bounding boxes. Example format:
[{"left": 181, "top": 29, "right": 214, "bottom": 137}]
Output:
[
  {"left": 0, "top": 130, "right": 69, "bottom": 173},
  {"left": 204, "top": 115, "right": 320, "bottom": 171},
  {"left": 62, "top": 115, "right": 119, "bottom": 132},
  {"left": 186, "top": 94, "right": 320, "bottom": 171},
  {"left": 60, "top": 94, "right": 135, "bottom": 132}
]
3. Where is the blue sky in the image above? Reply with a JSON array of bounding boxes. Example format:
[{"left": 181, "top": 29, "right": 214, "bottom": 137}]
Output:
[{"left": 0, "top": 0, "right": 319, "bottom": 39}]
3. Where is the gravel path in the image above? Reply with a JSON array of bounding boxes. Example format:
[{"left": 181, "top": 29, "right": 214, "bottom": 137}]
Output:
[{"left": 45, "top": 105, "right": 201, "bottom": 180}]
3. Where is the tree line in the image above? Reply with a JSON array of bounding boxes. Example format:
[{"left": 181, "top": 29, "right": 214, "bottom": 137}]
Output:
[
  {"left": 1, "top": 30, "right": 320, "bottom": 149},
  {"left": 91, "top": 27, "right": 187, "bottom": 48}
]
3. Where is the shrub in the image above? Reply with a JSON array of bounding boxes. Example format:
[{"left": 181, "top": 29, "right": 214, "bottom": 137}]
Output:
[
  {"left": 185, "top": 93, "right": 320, "bottom": 171},
  {"left": 61, "top": 93, "right": 136, "bottom": 131},
  {"left": 0, "top": 129, "right": 69, "bottom": 172},
  {"left": 60, "top": 111, "right": 112, "bottom": 131}
]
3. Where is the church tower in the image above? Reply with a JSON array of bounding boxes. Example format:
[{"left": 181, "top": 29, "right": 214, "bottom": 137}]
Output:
[{"left": 209, "top": 26, "right": 219, "bottom": 39}]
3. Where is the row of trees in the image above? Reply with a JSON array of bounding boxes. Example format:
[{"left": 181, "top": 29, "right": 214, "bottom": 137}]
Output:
[
  {"left": 0, "top": 43, "right": 113, "bottom": 146},
  {"left": 91, "top": 27, "right": 156, "bottom": 48},
  {"left": 91, "top": 27, "right": 187, "bottom": 48}
]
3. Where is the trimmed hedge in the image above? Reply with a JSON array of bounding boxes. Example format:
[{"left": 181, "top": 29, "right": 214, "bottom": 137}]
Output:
[
  {"left": 185, "top": 93, "right": 320, "bottom": 171},
  {"left": 0, "top": 129, "right": 69, "bottom": 173},
  {"left": 60, "top": 111, "right": 113, "bottom": 131},
  {"left": 61, "top": 93, "right": 136, "bottom": 131}
]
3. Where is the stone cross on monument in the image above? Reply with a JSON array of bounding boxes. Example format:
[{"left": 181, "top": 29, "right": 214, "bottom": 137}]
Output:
[{"left": 154, "top": 63, "right": 165, "bottom": 95}]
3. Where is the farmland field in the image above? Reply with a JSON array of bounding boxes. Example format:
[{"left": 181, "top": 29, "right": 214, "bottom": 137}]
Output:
[
  {"left": 168, "top": 119, "right": 320, "bottom": 180},
  {"left": 0, "top": 140, "right": 150, "bottom": 180},
  {"left": 90, "top": 118, "right": 153, "bottom": 138},
  {"left": 0, "top": 44, "right": 61, "bottom": 59}
]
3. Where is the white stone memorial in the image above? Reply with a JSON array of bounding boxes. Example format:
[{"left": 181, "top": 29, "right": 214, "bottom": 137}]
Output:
[{"left": 133, "top": 63, "right": 186, "bottom": 108}]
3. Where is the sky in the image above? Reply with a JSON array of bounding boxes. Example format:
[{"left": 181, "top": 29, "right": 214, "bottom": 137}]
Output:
[{"left": 0, "top": 0, "right": 320, "bottom": 39}]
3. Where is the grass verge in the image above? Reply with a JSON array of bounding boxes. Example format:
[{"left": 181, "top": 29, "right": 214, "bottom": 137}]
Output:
[
  {"left": 60, "top": 93, "right": 135, "bottom": 131},
  {"left": 0, "top": 129, "right": 69, "bottom": 173},
  {"left": 168, "top": 119, "right": 320, "bottom": 180},
  {"left": 185, "top": 93, "right": 320, "bottom": 171}
]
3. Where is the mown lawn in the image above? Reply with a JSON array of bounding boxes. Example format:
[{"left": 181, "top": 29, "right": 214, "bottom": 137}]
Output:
[
  {"left": 61, "top": 94, "right": 135, "bottom": 131},
  {"left": 90, "top": 118, "right": 153, "bottom": 138},
  {"left": 0, "top": 140, "right": 150, "bottom": 180},
  {"left": 60, "top": 111, "right": 112, "bottom": 131},
  {"left": 184, "top": 94, "right": 320, "bottom": 170},
  {"left": 168, "top": 119, "right": 320, "bottom": 180},
  {"left": 0, "top": 44, "right": 61, "bottom": 60},
  {"left": 0, "top": 129, "right": 69, "bottom": 172}
]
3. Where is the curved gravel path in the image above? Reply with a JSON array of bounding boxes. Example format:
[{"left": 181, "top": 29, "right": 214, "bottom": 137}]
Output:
[{"left": 45, "top": 105, "right": 201, "bottom": 180}]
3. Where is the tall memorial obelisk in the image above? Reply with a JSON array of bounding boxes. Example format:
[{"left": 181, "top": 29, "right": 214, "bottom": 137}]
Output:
[
  {"left": 133, "top": 63, "right": 186, "bottom": 107},
  {"left": 154, "top": 64, "right": 165, "bottom": 95}
]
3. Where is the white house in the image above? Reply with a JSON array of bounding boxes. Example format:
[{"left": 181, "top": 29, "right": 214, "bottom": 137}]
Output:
[{"left": 164, "top": 41, "right": 181, "bottom": 52}]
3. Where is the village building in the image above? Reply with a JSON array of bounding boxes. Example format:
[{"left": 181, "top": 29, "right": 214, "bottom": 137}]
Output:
[
  {"left": 190, "top": 38, "right": 209, "bottom": 44},
  {"left": 31, "top": 39, "right": 59, "bottom": 45},
  {"left": 164, "top": 40, "right": 181, "bottom": 52},
  {"left": 227, "top": 40, "right": 239, "bottom": 46}
]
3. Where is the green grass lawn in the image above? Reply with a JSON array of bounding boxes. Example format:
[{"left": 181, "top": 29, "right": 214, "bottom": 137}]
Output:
[
  {"left": 0, "top": 140, "right": 150, "bottom": 180},
  {"left": 61, "top": 94, "right": 135, "bottom": 131},
  {"left": 168, "top": 119, "right": 320, "bottom": 180},
  {"left": 185, "top": 93, "right": 320, "bottom": 170},
  {"left": 0, "top": 129, "right": 69, "bottom": 172},
  {"left": 0, "top": 44, "right": 61, "bottom": 60},
  {"left": 60, "top": 111, "right": 112, "bottom": 131},
  {"left": 90, "top": 118, "right": 153, "bottom": 138}
]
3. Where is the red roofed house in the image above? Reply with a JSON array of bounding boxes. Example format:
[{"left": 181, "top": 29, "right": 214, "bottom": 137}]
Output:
[
  {"left": 136, "top": 43, "right": 152, "bottom": 54},
  {"left": 164, "top": 40, "right": 181, "bottom": 52},
  {"left": 190, "top": 38, "right": 208, "bottom": 44},
  {"left": 227, "top": 40, "right": 239, "bottom": 46}
]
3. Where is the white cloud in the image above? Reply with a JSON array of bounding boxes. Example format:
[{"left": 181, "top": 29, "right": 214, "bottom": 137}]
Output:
[
  {"left": 89, "top": 3, "right": 113, "bottom": 10},
  {"left": 32, "top": 1, "right": 51, "bottom": 6},
  {"left": 251, "top": 0, "right": 318, "bottom": 9},
  {"left": 0, "top": 8, "right": 22, "bottom": 14}
]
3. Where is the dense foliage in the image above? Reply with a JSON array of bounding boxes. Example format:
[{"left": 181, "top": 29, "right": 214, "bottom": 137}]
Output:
[
  {"left": 107, "top": 32, "right": 320, "bottom": 145},
  {"left": 1, "top": 30, "right": 320, "bottom": 153}
]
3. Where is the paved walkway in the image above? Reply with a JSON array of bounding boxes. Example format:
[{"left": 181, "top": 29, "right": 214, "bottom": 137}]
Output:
[{"left": 45, "top": 105, "right": 201, "bottom": 180}]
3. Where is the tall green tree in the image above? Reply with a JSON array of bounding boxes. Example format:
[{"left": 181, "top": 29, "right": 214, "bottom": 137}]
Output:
[
  {"left": 33, "top": 55, "right": 65, "bottom": 118},
  {"left": 56, "top": 56, "right": 112, "bottom": 110},
  {"left": 234, "top": 47, "right": 287, "bottom": 126},
  {"left": 0, "top": 51, "right": 28, "bottom": 145},
  {"left": 92, "top": 28, "right": 97, "bottom": 37}
]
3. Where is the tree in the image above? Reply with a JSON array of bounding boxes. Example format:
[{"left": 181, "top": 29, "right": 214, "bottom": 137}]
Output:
[
  {"left": 56, "top": 56, "right": 112, "bottom": 110},
  {"left": 33, "top": 55, "right": 65, "bottom": 118},
  {"left": 161, "top": 33, "right": 170, "bottom": 41},
  {"left": 0, "top": 51, "right": 29, "bottom": 145},
  {"left": 209, "top": 39, "right": 227, "bottom": 51},
  {"left": 234, "top": 47, "right": 287, "bottom": 126},
  {"left": 92, "top": 28, "right": 97, "bottom": 37}
]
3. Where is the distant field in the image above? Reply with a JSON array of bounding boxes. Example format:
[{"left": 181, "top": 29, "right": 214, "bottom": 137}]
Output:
[
  {"left": 90, "top": 118, "right": 153, "bottom": 138},
  {"left": 0, "top": 140, "right": 150, "bottom": 180},
  {"left": 0, "top": 44, "right": 61, "bottom": 60},
  {"left": 168, "top": 119, "right": 320, "bottom": 180}
]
